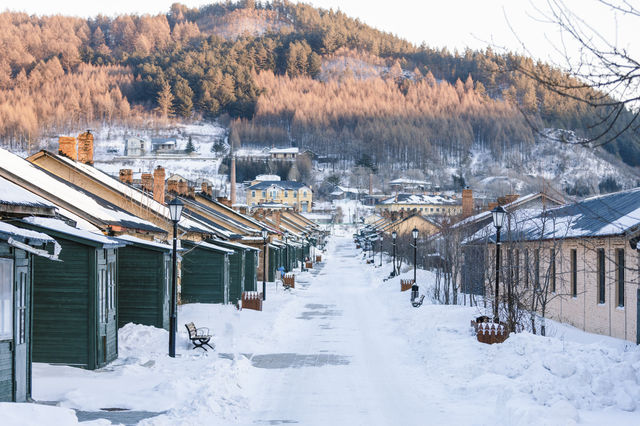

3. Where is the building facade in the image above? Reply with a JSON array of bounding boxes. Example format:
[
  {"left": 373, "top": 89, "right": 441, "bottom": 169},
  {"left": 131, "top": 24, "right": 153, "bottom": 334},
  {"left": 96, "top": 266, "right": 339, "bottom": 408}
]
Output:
[{"left": 247, "top": 180, "right": 313, "bottom": 212}]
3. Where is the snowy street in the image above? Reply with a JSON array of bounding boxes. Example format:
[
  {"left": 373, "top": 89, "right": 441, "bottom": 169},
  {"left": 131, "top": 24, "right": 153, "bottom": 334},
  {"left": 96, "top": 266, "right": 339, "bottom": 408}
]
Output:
[{"left": 17, "top": 229, "right": 640, "bottom": 425}]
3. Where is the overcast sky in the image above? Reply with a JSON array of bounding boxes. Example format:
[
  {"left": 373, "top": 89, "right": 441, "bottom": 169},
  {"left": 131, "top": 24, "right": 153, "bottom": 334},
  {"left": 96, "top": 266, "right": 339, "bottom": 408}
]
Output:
[{"left": 3, "top": 0, "right": 636, "bottom": 67}]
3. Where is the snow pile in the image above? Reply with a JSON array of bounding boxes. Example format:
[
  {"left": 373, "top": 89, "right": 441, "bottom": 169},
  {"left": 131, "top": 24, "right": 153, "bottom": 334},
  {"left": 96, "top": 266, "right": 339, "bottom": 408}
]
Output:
[{"left": 0, "top": 403, "right": 100, "bottom": 426}]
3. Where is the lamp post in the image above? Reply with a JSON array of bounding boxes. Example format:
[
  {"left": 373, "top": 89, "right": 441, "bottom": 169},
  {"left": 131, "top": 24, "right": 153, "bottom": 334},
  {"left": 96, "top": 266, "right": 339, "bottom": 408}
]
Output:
[
  {"left": 412, "top": 228, "right": 418, "bottom": 283},
  {"left": 261, "top": 228, "right": 268, "bottom": 301},
  {"left": 284, "top": 234, "right": 288, "bottom": 272},
  {"left": 379, "top": 235, "right": 383, "bottom": 267},
  {"left": 168, "top": 197, "right": 184, "bottom": 358},
  {"left": 491, "top": 205, "right": 506, "bottom": 322},
  {"left": 392, "top": 231, "right": 397, "bottom": 276},
  {"left": 300, "top": 236, "right": 305, "bottom": 272}
]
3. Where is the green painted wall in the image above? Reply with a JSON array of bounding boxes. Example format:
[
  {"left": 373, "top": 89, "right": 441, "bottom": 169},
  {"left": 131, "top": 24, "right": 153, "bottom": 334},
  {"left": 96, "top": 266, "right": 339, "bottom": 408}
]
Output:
[
  {"left": 118, "top": 245, "right": 170, "bottom": 329},
  {"left": 244, "top": 250, "right": 257, "bottom": 292},
  {"left": 0, "top": 342, "right": 11, "bottom": 401},
  {"left": 181, "top": 242, "right": 229, "bottom": 304}
]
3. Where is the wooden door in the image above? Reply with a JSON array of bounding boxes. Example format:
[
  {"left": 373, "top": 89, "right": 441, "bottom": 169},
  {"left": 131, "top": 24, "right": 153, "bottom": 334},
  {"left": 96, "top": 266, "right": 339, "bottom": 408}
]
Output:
[
  {"left": 96, "top": 250, "right": 117, "bottom": 367},
  {"left": 0, "top": 258, "right": 14, "bottom": 401},
  {"left": 162, "top": 254, "right": 170, "bottom": 330},
  {"left": 13, "top": 251, "right": 30, "bottom": 401}
]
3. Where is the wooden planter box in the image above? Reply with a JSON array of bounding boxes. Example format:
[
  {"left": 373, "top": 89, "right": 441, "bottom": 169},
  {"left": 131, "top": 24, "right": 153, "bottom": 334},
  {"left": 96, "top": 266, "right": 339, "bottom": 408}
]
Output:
[
  {"left": 305, "top": 261, "right": 313, "bottom": 269},
  {"left": 471, "top": 320, "right": 509, "bottom": 344},
  {"left": 400, "top": 279, "right": 414, "bottom": 292},
  {"left": 316, "top": 255, "right": 322, "bottom": 262},
  {"left": 283, "top": 273, "right": 295, "bottom": 289},
  {"left": 241, "top": 291, "right": 263, "bottom": 311}
]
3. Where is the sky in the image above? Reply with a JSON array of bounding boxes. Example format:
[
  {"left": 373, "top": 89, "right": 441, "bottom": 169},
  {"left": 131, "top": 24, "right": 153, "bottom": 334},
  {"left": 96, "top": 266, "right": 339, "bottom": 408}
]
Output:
[{"left": 2, "top": 0, "right": 637, "bottom": 68}]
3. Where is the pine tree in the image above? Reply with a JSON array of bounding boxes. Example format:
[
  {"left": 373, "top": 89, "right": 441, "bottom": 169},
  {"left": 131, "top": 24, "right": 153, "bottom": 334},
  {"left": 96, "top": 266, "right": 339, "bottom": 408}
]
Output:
[
  {"left": 156, "top": 80, "right": 174, "bottom": 118},
  {"left": 186, "top": 135, "right": 196, "bottom": 153}
]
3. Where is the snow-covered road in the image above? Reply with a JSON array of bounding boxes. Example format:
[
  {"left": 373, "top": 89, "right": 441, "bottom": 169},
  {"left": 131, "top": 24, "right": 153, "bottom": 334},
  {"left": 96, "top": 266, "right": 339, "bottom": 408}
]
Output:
[{"left": 242, "top": 237, "right": 434, "bottom": 425}]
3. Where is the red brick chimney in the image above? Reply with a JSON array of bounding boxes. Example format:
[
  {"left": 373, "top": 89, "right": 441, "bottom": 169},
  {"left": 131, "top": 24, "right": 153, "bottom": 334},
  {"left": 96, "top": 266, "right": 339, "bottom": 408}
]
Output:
[
  {"left": 217, "top": 196, "right": 231, "bottom": 207},
  {"left": 58, "top": 136, "right": 77, "bottom": 161},
  {"left": 188, "top": 186, "right": 195, "bottom": 199},
  {"left": 201, "top": 182, "right": 208, "bottom": 195},
  {"left": 178, "top": 180, "right": 188, "bottom": 196},
  {"left": 462, "top": 188, "right": 473, "bottom": 218},
  {"left": 153, "top": 166, "right": 165, "bottom": 204},
  {"left": 273, "top": 210, "right": 282, "bottom": 230},
  {"left": 141, "top": 173, "right": 153, "bottom": 192},
  {"left": 77, "top": 130, "right": 93, "bottom": 165},
  {"left": 167, "top": 179, "right": 178, "bottom": 194},
  {"left": 119, "top": 169, "right": 133, "bottom": 184}
]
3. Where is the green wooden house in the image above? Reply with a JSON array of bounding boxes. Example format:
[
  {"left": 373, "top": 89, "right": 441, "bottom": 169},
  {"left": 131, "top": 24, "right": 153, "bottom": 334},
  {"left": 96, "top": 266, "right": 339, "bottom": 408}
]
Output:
[
  {"left": 116, "top": 235, "right": 171, "bottom": 330},
  {"left": 243, "top": 247, "right": 258, "bottom": 292},
  {"left": 19, "top": 218, "right": 124, "bottom": 370},
  {"left": 0, "top": 221, "right": 58, "bottom": 402},
  {"left": 180, "top": 240, "right": 233, "bottom": 304}
]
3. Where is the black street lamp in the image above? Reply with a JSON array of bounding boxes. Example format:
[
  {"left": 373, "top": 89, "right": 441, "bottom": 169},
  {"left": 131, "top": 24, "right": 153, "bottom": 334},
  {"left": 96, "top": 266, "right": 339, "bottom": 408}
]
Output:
[
  {"left": 491, "top": 205, "right": 506, "bottom": 321},
  {"left": 392, "top": 231, "right": 397, "bottom": 276},
  {"left": 412, "top": 228, "right": 419, "bottom": 283},
  {"left": 379, "top": 235, "right": 383, "bottom": 266},
  {"left": 261, "top": 228, "right": 268, "bottom": 301},
  {"left": 168, "top": 197, "right": 184, "bottom": 358},
  {"left": 284, "top": 234, "right": 289, "bottom": 272},
  {"left": 300, "top": 236, "right": 305, "bottom": 272}
]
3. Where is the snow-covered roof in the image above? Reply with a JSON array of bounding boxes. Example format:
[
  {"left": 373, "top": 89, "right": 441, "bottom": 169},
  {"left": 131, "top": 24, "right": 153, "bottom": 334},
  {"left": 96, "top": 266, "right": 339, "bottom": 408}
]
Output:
[
  {"left": 0, "top": 148, "right": 162, "bottom": 233},
  {"left": 379, "top": 193, "right": 459, "bottom": 206},
  {"left": 0, "top": 220, "right": 59, "bottom": 259},
  {"left": 48, "top": 152, "right": 224, "bottom": 236},
  {"left": 249, "top": 181, "right": 308, "bottom": 190},
  {"left": 255, "top": 174, "right": 281, "bottom": 181},
  {"left": 21, "top": 216, "right": 123, "bottom": 247},
  {"left": 184, "top": 240, "right": 235, "bottom": 254},
  {"left": 389, "top": 178, "right": 431, "bottom": 186},
  {"left": 467, "top": 188, "right": 640, "bottom": 244},
  {"left": 213, "top": 239, "right": 260, "bottom": 252},
  {"left": 269, "top": 148, "right": 299, "bottom": 154},
  {"left": 115, "top": 234, "right": 172, "bottom": 251},
  {"left": 0, "top": 176, "right": 55, "bottom": 209}
]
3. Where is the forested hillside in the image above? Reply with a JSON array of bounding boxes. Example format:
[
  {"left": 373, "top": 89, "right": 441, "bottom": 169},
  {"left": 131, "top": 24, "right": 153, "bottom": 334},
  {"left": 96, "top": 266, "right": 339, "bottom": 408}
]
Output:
[{"left": 0, "top": 0, "right": 638, "bottom": 171}]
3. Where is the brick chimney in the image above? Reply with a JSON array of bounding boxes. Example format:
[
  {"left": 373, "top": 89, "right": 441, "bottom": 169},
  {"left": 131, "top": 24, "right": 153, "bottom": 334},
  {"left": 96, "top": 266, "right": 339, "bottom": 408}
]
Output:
[
  {"left": 273, "top": 210, "right": 282, "bottom": 230},
  {"left": 188, "top": 186, "right": 195, "bottom": 199},
  {"left": 178, "top": 180, "right": 188, "bottom": 196},
  {"left": 201, "top": 182, "right": 208, "bottom": 195},
  {"left": 153, "top": 166, "right": 165, "bottom": 204},
  {"left": 230, "top": 156, "right": 236, "bottom": 205},
  {"left": 167, "top": 179, "right": 178, "bottom": 194},
  {"left": 141, "top": 173, "right": 153, "bottom": 192},
  {"left": 77, "top": 130, "right": 94, "bottom": 165},
  {"left": 119, "top": 169, "right": 133, "bottom": 184},
  {"left": 462, "top": 188, "right": 473, "bottom": 218},
  {"left": 58, "top": 136, "right": 77, "bottom": 160},
  {"left": 217, "top": 196, "right": 231, "bottom": 207},
  {"left": 488, "top": 202, "right": 498, "bottom": 211}
]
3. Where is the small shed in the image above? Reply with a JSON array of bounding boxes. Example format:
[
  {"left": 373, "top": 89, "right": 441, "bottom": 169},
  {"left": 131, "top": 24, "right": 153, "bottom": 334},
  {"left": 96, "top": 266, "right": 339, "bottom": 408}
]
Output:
[
  {"left": 0, "top": 221, "right": 58, "bottom": 402},
  {"left": 180, "top": 240, "right": 233, "bottom": 304},
  {"left": 206, "top": 240, "right": 250, "bottom": 305},
  {"left": 115, "top": 235, "right": 171, "bottom": 330},
  {"left": 19, "top": 218, "right": 124, "bottom": 370}
]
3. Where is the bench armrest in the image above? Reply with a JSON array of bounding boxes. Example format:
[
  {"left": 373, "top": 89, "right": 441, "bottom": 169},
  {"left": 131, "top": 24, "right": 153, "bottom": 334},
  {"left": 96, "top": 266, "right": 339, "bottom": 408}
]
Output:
[{"left": 196, "top": 327, "right": 210, "bottom": 336}]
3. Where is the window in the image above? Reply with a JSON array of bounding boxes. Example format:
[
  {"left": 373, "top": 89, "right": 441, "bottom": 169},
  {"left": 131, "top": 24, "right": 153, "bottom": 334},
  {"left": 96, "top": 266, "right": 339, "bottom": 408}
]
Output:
[
  {"left": 550, "top": 248, "right": 556, "bottom": 293},
  {"left": 271, "top": 190, "right": 277, "bottom": 198},
  {"left": 99, "top": 269, "right": 107, "bottom": 323},
  {"left": 617, "top": 248, "right": 625, "bottom": 307},
  {"left": 303, "top": 191, "right": 307, "bottom": 197},
  {"left": 18, "top": 272, "right": 26, "bottom": 344},
  {"left": 534, "top": 249, "right": 540, "bottom": 290},
  {"left": 514, "top": 249, "right": 520, "bottom": 286},
  {"left": 262, "top": 190, "right": 266, "bottom": 197},
  {"left": 430, "top": 208, "right": 433, "bottom": 212},
  {"left": 524, "top": 249, "right": 529, "bottom": 288},
  {"left": 597, "top": 248, "right": 605, "bottom": 304},
  {"left": 285, "top": 191, "right": 288, "bottom": 197},
  {"left": 251, "top": 191, "right": 256, "bottom": 197},
  {"left": 293, "top": 191, "right": 297, "bottom": 198},
  {"left": 0, "top": 259, "right": 13, "bottom": 340},
  {"left": 571, "top": 249, "right": 577, "bottom": 297}
]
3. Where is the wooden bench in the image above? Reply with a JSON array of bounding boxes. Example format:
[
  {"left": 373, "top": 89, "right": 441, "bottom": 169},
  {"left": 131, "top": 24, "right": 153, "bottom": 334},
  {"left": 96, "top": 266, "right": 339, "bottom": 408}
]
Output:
[
  {"left": 305, "top": 261, "right": 313, "bottom": 269},
  {"left": 315, "top": 255, "right": 322, "bottom": 262},
  {"left": 185, "top": 322, "right": 214, "bottom": 351},
  {"left": 283, "top": 273, "right": 295, "bottom": 289},
  {"left": 400, "top": 279, "right": 414, "bottom": 292},
  {"left": 241, "top": 291, "right": 263, "bottom": 311}
]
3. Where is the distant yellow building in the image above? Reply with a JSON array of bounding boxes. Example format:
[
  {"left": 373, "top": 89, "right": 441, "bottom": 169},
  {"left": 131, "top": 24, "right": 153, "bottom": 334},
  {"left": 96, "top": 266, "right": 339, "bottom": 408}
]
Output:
[
  {"left": 247, "top": 176, "right": 312, "bottom": 212},
  {"left": 376, "top": 193, "right": 462, "bottom": 216}
]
